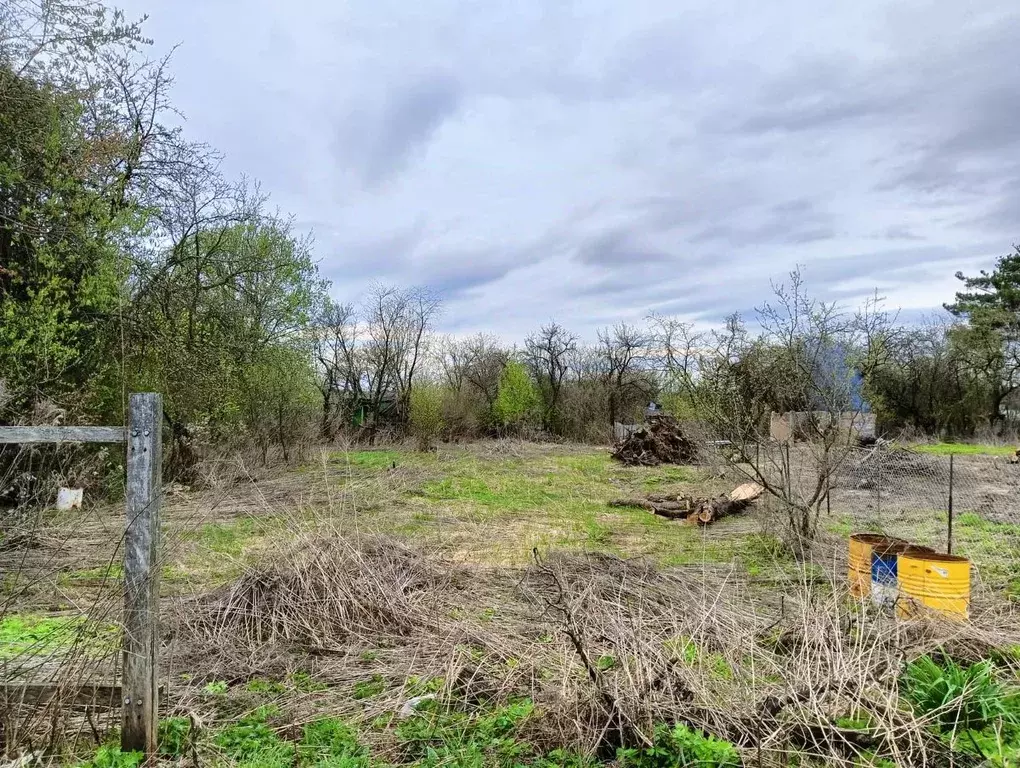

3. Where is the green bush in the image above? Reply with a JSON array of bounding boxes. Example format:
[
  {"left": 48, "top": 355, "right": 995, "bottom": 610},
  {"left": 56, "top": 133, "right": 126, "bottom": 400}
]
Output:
[
  {"left": 493, "top": 362, "right": 538, "bottom": 431},
  {"left": 902, "top": 655, "right": 1020, "bottom": 760},
  {"left": 299, "top": 718, "right": 372, "bottom": 767},
  {"left": 158, "top": 716, "right": 192, "bottom": 757},
  {"left": 76, "top": 746, "right": 144, "bottom": 768},
  {"left": 215, "top": 708, "right": 295, "bottom": 768},
  {"left": 395, "top": 698, "right": 535, "bottom": 766},
  {"left": 618, "top": 723, "right": 741, "bottom": 767},
  {"left": 410, "top": 384, "right": 446, "bottom": 451},
  {"left": 902, "top": 656, "right": 1019, "bottom": 733}
]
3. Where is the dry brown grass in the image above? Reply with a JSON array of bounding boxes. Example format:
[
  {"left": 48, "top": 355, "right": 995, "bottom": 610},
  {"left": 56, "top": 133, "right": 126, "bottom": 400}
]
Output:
[
  {"left": 5, "top": 441, "right": 1020, "bottom": 765},
  {"left": 158, "top": 519, "right": 1020, "bottom": 766}
]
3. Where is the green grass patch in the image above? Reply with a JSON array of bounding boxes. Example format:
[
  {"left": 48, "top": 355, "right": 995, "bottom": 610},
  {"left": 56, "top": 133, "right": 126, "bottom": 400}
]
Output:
[
  {"left": 352, "top": 674, "right": 387, "bottom": 700},
  {"left": 338, "top": 450, "right": 405, "bottom": 469},
  {"left": 58, "top": 564, "right": 124, "bottom": 585},
  {"left": 196, "top": 518, "right": 261, "bottom": 556},
  {"left": 245, "top": 679, "right": 286, "bottom": 695},
  {"left": 0, "top": 614, "right": 118, "bottom": 660},
  {"left": 421, "top": 474, "right": 558, "bottom": 510},
  {"left": 910, "top": 442, "right": 1015, "bottom": 456}
]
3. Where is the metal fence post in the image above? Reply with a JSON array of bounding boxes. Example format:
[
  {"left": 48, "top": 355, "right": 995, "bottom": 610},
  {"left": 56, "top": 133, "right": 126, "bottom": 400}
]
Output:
[
  {"left": 876, "top": 446, "right": 882, "bottom": 519},
  {"left": 122, "top": 393, "right": 162, "bottom": 755},
  {"left": 947, "top": 454, "right": 954, "bottom": 555}
]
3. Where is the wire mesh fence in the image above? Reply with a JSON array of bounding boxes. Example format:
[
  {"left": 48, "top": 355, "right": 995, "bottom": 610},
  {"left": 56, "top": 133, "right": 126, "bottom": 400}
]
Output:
[{"left": 759, "top": 443, "right": 1020, "bottom": 593}]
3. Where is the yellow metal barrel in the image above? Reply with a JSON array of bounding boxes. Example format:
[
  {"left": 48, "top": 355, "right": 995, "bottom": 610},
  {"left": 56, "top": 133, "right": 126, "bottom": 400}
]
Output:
[
  {"left": 896, "top": 552, "right": 971, "bottom": 620},
  {"left": 849, "top": 534, "right": 906, "bottom": 598}
]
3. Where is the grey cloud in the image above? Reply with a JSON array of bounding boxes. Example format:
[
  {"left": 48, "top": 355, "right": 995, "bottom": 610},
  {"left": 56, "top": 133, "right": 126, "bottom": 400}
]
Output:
[
  {"left": 337, "top": 73, "right": 462, "bottom": 187},
  {"left": 690, "top": 201, "right": 835, "bottom": 248},
  {"left": 574, "top": 230, "right": 673, "bottom": 266},
  {"left": 739, "top": 95, "right": 899, "bottom": 135},
  {"left": 122, "top": 0, "right": 1020, "bottom": 341},
  {"left": 884, "top": 225, "right": 925, "bottom": 241},
  {"left": 423, "top": 257, "right": 513, "bottom": 299}
]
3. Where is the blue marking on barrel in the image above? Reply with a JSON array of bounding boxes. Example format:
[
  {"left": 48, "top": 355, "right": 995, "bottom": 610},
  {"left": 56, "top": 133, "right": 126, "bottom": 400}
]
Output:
[
  {"left": 872, "top": 550, "right": 898, "bottom": 585},
  {"left": 871, "top": 549, "right": 899, "bottom": 610}
]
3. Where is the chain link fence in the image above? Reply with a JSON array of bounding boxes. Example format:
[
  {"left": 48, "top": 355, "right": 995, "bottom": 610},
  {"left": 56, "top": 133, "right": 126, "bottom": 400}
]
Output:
[{"left": 762, "top": 444, "right": 1020, "bottom": 593}]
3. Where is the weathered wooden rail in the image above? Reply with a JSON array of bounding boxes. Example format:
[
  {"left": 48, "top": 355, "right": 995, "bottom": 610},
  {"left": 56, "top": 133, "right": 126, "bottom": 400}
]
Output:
[{"left": 0, "top": 393, "right": 162, "bottom": 756}]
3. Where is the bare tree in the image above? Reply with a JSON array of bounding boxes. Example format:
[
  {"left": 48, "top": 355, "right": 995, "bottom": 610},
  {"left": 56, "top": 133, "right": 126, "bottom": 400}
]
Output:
[
  {"left": 525, "top": 322, "right": 578, "bottom": 432},
  {"left": 392, "top": 287, "right": 442, "bottom": 419},
  {"left": 313, "top": 299, "right": 359, "bottom": 438},
  {"left": 461, "top": 333, "right": 510, "bottom": 410},
  {"left": 436, "top": 335, "right": 469, "bottom": 394},
  {"left": 595, "top": 323, "right": 653, "bottom": 428},
  {"left": 671, "top": 271, "right": 897, "bottom": 547}
]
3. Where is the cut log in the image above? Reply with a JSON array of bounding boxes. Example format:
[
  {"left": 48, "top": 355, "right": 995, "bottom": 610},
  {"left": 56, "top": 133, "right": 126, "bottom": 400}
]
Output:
[
  {"left": 728, "top": 482, "right": 764, "bottom": 503},
  {"left": 609, "top": 482, "right": 763, "bottom": 525}
]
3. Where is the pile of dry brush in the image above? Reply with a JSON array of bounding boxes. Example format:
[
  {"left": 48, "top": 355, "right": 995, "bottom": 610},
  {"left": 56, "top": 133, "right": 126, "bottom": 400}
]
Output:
[
  {"left": 164, "top": 528, "right": 1020, "bottom": 766},
  {"left": 612, "top": 414, "right": 700, "bottom": 467}
]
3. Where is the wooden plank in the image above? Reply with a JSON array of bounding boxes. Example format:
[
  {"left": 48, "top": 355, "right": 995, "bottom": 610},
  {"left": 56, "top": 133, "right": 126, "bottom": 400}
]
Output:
[
  {"left": 121, "top": 393, "right": 162, "bottom": 756},
  {"left": 0, "top": 426, "right": 126, "bottom": 444},
  {"left": 0, "top": 683, "right": 163, "bottom": 710}
]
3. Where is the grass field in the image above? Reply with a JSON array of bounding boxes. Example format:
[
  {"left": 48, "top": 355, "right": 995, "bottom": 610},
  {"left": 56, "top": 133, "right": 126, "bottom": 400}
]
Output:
[
  {"left": 909, "top": 441, "right": 1016, "bottom": 456},
  {"left": 4, "top": 442, "right": 1020, "bottom": 767}
]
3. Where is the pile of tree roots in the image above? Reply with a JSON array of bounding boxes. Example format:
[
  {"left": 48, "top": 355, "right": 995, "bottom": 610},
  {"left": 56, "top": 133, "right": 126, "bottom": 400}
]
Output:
[{"left": 611, "top": 414, "right": 700, "bottom": 466}]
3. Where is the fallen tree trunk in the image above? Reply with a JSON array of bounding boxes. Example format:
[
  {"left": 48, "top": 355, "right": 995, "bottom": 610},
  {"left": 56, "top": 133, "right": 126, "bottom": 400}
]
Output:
[{"left": 609, "top": 483, "right": 763, "bottom": 525}]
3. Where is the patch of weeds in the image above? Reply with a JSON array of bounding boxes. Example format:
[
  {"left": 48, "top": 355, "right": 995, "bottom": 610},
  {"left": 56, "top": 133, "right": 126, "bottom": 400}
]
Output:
[
  {"left": 395, "top": 698, "right": 536, "bottom": 766},
  {"left": 956, "top": 511, "right": 996, "bottom": 531},
  {"left": 585, "top": 519, "right": 614, "bottom": 547},
  {"left": 661, "top": 542, "right": 735, "bottom": 567},
  {"left": 352, "top": 674, "right": 387, "bottom": 700},
  {"left": 534, "top": 748, "right": 599, "bottom": 767},
  {"left": 664, "top": 636, "right": 699, "bottom": 666},
  {"left": 215, "top": 707, "right": 294, "bottom": 768},
  {"left": 901, "top": 655, "right": 1020, "bottom": 760},
  {"left": 203, "top": 680, "right": 229, "bottom": 695},
  {"left": 359, "top": 650, "right": 379, "bottom": 663},
  {"left": 617, "top": 722, "right": 741, "bottom": 767},
  {"left": 299, "top": 717, "right": 372, "bottom": 767},
  {"left": 664, "top": 636, "right": 732, "bottom": 680},
  {"left": 0, "top": 615, "right": 118, "bottom": 660},
  {"left": 479, "top": 607, "right": 497, "bottom": 622},
  {"left": 739, "top": 533, "right": 793, "bottom": 576},
  {"left": 597, "top": 654, "right": 616, "bottom": 672},
  {"left": 291, "top": 671, "right": 328, "bottom": 693},
  {"left": 835, "top": 712, "right": 874, "bottom": 732},
  {"left": 406, "top": 676, "right": 445, "bottom": 696},
  {"left": 455, "top": 643, "right": 485, "bottom": 661},
  {"left": 76, "top": 745, "right": 144, "bottom": 768},
  {"left": 158, "top": 716, "right": 193, "bottom": 757},
  {"left": 246, "top": 679, "right": 286, "bottom": 695}
]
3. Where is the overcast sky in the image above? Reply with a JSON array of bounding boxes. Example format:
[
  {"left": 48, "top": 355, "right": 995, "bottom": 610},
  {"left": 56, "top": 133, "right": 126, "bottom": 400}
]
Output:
[{"left": 117, "top": 0, "right": 1019, "bottom": 339}]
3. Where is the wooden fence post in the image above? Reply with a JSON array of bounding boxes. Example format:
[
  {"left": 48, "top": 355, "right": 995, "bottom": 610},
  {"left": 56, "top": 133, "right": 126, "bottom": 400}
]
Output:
[{"left": 122, "top": 393, "right": 162, "bottom": 755}]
